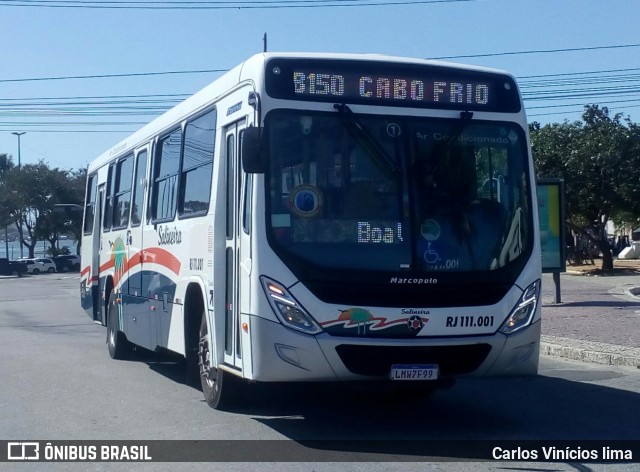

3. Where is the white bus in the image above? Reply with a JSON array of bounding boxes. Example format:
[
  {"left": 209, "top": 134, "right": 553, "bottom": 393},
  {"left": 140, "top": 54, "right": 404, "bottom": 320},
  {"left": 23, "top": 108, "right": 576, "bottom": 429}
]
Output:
[{"left": 80, "top": 52, "right": 541, "bottom": 409}]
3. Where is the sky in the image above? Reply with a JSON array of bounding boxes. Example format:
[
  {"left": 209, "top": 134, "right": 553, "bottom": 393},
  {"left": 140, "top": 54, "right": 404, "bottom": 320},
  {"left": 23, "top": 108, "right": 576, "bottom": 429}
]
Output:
[{"left": 0, "top": 0, "right": 639, "bottom": 172}]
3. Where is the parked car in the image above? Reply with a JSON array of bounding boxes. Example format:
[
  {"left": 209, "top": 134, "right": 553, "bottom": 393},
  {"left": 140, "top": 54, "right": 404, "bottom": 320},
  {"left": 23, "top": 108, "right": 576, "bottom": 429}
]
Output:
[
  {"left": 18, "top": 259, "right": 40, "bottom": 275},
  {"left": 37, "top": 258, "right": 58, "bottom": 273},
  {"left": 21, "top": 258, "right": 57, "bottom": 274},
  {"left": 52, "top": 254, "right": 80, "bottom": 272},
  {"left": 0, "top": 258, "right": 27, "bottom": 277}
]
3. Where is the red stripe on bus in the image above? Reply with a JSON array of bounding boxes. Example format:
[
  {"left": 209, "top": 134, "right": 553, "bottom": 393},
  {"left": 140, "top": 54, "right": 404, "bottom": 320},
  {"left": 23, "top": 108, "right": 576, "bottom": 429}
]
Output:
[
  {"left": 99, "top": 258, "right": 115, "bottom": 274},
  {"left": 94, "top": 247, "right": 181, "bottom": 279},
  {"left": 126, "top": 251, "right": 143, "bottom": 272},
  {"left": 141, "top": 247, "right": 181, "bottom": 275}
]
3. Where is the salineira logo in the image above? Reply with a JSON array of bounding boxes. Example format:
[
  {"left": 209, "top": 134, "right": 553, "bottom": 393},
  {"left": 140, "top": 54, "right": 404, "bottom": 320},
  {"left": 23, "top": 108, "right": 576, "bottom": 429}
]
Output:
[{"left": 157, "top": 225, "right": 182, "bottom": 246}]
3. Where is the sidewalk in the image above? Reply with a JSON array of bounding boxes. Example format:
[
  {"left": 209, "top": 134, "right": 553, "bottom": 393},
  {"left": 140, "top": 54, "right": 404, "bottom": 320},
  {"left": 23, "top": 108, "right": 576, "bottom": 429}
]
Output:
[{"left": 540, "top": 258, "right": 640, "bottom": 368}]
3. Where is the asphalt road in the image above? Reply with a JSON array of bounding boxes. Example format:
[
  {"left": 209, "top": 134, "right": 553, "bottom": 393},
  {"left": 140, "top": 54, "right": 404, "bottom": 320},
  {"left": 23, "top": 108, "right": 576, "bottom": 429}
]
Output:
[{"left": 1, "top": 275, "right": 638, "bottom": 471}]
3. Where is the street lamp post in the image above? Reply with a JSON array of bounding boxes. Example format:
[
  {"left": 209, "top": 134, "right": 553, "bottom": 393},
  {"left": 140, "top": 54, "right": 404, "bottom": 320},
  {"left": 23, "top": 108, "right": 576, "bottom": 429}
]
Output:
[
  {"left": 12, "top": 132, "right": 25, "bottom": 168},
  {"left": 12, "top": 131, "right": 26, "bottom": 257}
]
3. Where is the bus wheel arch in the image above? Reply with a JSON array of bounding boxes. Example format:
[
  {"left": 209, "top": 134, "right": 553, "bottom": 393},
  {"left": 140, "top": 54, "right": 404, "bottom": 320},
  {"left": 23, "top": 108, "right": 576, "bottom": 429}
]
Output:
[
  {"left": 103, "top": 277, "right": 114, "bottom": 326},
  {"left": 183, "top": 281, "right": 240, "bottom": 409},
  {"left": 183, "top": 283, "right": 207, "bottom": 385},
  {"left": 198, "top": 310, "right": 239, "bottom": 410},
  {"left": 106, "top": 288, "right": 132, "bottom": 359}
]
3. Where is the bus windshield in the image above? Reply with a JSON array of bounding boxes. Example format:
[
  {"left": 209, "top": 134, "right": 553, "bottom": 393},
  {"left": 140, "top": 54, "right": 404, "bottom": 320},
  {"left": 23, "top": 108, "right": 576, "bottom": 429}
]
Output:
[{"left": 265, "top": 109, "right": 532, "bottom": 274}]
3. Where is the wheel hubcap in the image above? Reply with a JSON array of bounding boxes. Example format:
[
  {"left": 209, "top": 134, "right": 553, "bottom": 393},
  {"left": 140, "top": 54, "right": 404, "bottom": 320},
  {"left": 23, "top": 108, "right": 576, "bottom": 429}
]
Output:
[{"left": 198, "top": 336, "right": 215, "bottom": 388}]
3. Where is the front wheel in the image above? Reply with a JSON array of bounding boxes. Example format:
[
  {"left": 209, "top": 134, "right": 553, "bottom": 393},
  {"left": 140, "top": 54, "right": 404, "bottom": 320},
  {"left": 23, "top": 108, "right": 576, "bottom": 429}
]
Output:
[
  {"left": 198, "top": 313, "right": 240, "bottom": 410},
  {"left": 106, "top": 291, "right": 132, "bottom": 359}
]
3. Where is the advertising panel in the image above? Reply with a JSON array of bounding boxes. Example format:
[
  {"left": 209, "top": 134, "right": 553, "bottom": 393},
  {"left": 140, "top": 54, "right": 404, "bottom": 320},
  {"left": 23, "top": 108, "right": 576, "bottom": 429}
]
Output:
[{"left": 537, "top": 179, "right": 565, "bottom": 273}]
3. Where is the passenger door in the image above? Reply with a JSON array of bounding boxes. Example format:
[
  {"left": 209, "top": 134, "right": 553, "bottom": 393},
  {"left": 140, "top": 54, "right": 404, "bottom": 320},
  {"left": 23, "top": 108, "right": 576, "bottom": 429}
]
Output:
[
  {"left": 123, "top": 148, "right": 152, "bottom": 348},
  {"left": 222, "top": 121, "right": 248, "bottom": 371},
  {"left": 93, "top": 184, "right": 105, "bottom": 323},
  {"left": 127, "top": 147, "right": 148, "bottom": 298}
]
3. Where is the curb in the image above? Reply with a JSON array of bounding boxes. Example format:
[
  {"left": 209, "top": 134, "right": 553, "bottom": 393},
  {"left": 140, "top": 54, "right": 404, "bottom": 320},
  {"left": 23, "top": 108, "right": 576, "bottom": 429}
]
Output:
[{"left": 541, "top": 335, "right": 640, "bottom": 368}]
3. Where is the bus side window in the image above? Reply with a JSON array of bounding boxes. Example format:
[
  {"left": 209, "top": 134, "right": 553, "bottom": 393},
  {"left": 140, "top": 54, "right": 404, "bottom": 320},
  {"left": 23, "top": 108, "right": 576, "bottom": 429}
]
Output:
[
  {"left": 179, "top": 108, "right": 216, "bottom": 217},
  {"left": 83, "top": 173, "right": 97, "bottom": 235},
  {"left": 112, "top": 154, "right": 134, "bottom": 229},
  {"left": 151, "top": 128, "right": 182, "bottom": 222},
  {"left": 103, "top": 163, "right": 115, "bottom": 232},
  {"left": 130, "top": 150, "right": 148, "bottom": 227}
]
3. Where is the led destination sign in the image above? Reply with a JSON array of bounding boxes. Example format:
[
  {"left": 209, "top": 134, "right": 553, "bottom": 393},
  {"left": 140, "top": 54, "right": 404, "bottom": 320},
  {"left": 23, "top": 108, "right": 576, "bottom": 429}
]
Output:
[
  {"left": 266, "top": 58, "right": 521, "bottom": 113},
  {"left": 294, "top": 72, "right": 490, "bottom": 106}
]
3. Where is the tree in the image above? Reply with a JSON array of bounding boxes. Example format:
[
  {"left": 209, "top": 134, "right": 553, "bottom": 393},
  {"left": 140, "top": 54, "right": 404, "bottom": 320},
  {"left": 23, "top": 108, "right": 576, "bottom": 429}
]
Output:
[
  {"left": 0, "top": 155, "right": 22, "bottom": 249},
  {"left": 0, "top": 154, "right": 17, "bottom": 253},
  {"left": 49, "top": 168, "right": 86, "bottom": 254},
  {"left": 530, "top": 105, "right": 640, "bottom": 271},
  {"left": 0, "top": 154, "right": 16, "bottom": 225},
  {"left": 1, "top": 161, "right": 86, "bottom": 258}
]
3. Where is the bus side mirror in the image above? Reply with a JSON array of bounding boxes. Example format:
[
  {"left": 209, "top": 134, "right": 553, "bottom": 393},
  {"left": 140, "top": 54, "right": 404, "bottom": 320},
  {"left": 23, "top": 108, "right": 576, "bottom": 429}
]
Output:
[{"left": 242, "top": 127, "right": 265, "bottom": 174}]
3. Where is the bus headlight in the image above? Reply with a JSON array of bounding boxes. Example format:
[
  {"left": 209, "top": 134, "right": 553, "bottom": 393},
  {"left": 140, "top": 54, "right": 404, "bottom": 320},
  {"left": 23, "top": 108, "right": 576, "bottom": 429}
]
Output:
[
  {"left": 261, "top": 276, "right": 322, "bottom": 334},
  {"left": 499, "top": 280, "right": 540, "bottom": 335}
]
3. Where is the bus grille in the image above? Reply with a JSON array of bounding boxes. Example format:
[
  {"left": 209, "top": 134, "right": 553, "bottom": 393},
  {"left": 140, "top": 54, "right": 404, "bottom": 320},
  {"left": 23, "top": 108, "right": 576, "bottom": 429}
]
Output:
[{"left": 335, "top": 344, "right": 492, "bottom": 377}]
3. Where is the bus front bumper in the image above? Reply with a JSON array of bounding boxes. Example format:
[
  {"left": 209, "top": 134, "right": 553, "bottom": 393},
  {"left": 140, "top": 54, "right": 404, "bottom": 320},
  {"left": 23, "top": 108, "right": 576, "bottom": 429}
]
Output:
[{"left": 248, "top": 315, "right": 540, "bottom": 382}]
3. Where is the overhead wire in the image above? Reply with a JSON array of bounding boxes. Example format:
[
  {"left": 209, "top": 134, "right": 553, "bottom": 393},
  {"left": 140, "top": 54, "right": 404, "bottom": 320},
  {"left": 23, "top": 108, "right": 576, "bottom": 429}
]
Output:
[
  {"left": 0, "top": 0, "right": 476, "bottom": 10},
  {"left": 2, "top": 43, "right": 640, "bottom": 129},
  {"left": 432, "top": 43, "right": 640, "bottom": 59}
]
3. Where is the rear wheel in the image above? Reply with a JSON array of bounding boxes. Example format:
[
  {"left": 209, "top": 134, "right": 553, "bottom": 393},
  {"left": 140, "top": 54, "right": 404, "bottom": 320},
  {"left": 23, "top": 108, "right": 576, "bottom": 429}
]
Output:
[
  {"left": 32, "top": 268, "right": 40, "bottom": 275},
  {"left": 184, "top": 306, "right": 201, "bottom": 387},
  {"left": 106, "top": 291, "right": 132, "bottom": 359},
  {"left": 47, "top": 267, "right": 55, "bottom": 273},
  {"left": 198, "top": 313, "right": 240, "bottom": 410}
]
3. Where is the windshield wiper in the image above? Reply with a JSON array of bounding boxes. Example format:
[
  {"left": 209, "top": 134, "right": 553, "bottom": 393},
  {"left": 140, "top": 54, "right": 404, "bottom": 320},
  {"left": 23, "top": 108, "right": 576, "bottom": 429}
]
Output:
[{"left": 333, "top": 103, "right": 401, "bottom": 178}]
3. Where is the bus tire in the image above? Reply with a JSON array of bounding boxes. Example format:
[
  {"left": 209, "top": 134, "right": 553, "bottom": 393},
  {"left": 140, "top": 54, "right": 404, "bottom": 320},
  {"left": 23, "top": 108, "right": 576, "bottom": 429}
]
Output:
[
  {"left": 184, "top": 291, "right": 203, "bottom": 387},
  {"left": 106, "top": 291, "right": 132, "bottom": 360},
  {"left": 198, "top": 313, "right": 239, "bottom": 410}
]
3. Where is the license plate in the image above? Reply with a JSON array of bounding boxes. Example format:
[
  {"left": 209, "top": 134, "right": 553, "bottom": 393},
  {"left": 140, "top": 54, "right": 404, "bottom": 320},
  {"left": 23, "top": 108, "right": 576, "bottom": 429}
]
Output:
[{"left": 390, "top": 364, "right": 439, "bottom": 381}]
